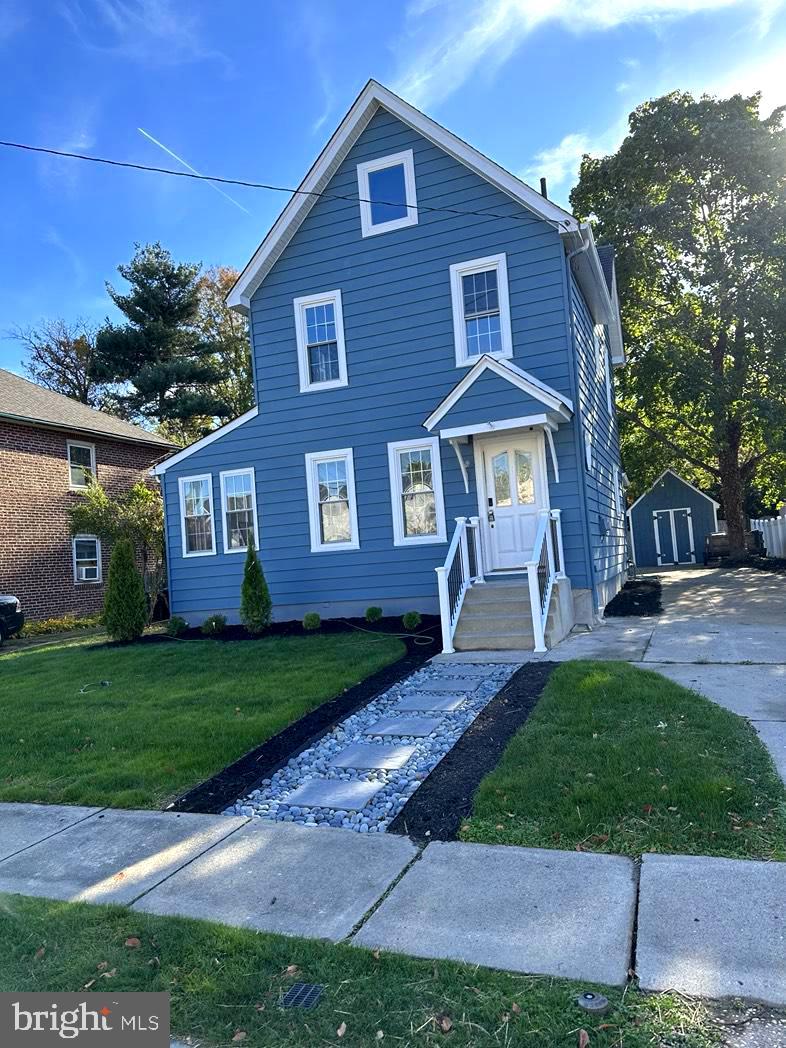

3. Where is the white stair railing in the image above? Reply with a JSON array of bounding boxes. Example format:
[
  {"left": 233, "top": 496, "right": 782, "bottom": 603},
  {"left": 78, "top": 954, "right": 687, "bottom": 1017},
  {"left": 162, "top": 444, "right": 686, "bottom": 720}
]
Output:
[
  {"left": 435, "top": 516, "right": 484, "bottom": 654},
  {"left": 525, "top": 509, "right": 564, "bottom": 653}
]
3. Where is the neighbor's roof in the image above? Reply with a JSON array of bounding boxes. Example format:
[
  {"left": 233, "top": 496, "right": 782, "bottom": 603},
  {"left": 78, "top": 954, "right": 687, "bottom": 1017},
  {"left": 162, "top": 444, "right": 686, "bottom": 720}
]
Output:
[
  {"left": 0, "top": 369, "right": 175, "bottom": 448},
  {"left": 596, "top": 244, "right": 615, "bottom": 295}
]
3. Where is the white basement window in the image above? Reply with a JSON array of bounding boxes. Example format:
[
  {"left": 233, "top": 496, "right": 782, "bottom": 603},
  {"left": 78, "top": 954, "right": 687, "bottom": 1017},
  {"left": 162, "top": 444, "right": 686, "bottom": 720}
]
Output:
[
  {"left": 305, "top": 448, "right": 359, "bottom": 552},
  {"left": 178, "top": 474, "right": 216, "bottom": 557},
  {"left": 67, "top": 440, "right": 96, "bottom": 489},
  {"left": 450, "top": 253, "right": 513, "bottom": 367},
  {"left": 220, "top": 467, "right": 259, "bottom": 553},
  {"left": 72, "top": 535, "right": 101, "bottom": 583},
  {"left": 357, "top": 150, "right": 418, "bottom": 237},
  {"left": 387, "top": 437, "right": 446, "bottom": 546},
  {"left": 293, "top": 290, "right": 348, "bottom": 393}
]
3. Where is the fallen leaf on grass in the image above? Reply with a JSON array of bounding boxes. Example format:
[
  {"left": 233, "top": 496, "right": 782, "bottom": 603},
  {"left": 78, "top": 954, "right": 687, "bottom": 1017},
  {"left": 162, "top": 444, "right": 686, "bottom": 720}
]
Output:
[
  {"left": 511, "top": 1003, "right": 522, "bottom": 1015},
  {"left": 376, "top": 1031, "right": 384, "bottom": 1040},
  {"left": 34, "top": 947, "right": 45, "bottom": 960},
  {"left": 642, "top": 804, "right": 653, "bottom": 815},
  {"left": 232, "top": 1031, "right": 247, "bottom": 1042},
  {"left": 435, "top": 1014, "right": 453, "bottom": 1032},
  {"left": 284, "top": 964, "right": 300, "bottom": 977},
  {"left": 337, "top": 1021, "right": 347, "bottom": 1037},
  {"left": 100, "top": 969, "right": 117, "bottom": 979},
  {"left": 124, "top": 937, "right": 141, "bottom": 949},
  {"left": 578, "top": 1030, "right": 590, "bottom": 1047},
  {"left": 83, "top": 979, "right": 95, "bottom": 990},
  {"left": 372, "top": 949, "right": 381, "bottom": 960},
  {"left": 96, "top": 961, "right": 108, "bottom": 971},
  {"left": 147, "top": 957, "right": 160, "bottom": 968}
]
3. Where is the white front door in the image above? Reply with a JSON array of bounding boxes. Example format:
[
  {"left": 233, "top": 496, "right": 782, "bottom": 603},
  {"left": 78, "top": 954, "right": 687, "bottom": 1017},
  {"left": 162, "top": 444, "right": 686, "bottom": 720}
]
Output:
[{"left": 480, "top": 434, "right": 546, "bottom": 570}]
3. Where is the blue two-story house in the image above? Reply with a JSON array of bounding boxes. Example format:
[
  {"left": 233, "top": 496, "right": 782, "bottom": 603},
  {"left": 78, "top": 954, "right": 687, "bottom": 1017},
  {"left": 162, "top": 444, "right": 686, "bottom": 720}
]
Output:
[{"left": 154, "top": 80, "right": 626, "bottom": 653}]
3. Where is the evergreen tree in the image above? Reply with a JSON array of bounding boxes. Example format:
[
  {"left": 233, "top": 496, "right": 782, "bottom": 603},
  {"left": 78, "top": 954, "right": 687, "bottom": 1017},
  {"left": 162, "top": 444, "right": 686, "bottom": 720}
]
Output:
[
  {"left": 103, "top": 539, "right": 148, "bottom": 643},
  {"left": 91, "top": 243, "right": 230, "bottom": 434},
  {"left": 239, "top": 543, "right": 272, "bottom": 634}
]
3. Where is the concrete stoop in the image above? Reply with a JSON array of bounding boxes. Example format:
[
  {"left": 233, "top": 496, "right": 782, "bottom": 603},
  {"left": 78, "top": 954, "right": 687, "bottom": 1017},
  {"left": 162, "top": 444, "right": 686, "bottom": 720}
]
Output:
[{"left": 452, "top": 577, "right": 573, "bottom": 652}]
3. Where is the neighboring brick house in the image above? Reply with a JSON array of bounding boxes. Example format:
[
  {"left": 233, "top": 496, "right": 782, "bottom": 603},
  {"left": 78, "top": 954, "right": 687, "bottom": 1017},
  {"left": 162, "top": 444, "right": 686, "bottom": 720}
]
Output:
[{"left": 0, "top": 369, "right": 175, "bottom": 621}]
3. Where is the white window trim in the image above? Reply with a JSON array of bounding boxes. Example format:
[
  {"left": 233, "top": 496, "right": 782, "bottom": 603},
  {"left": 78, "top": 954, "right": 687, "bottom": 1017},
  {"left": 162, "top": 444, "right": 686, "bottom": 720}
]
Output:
[
  {"left": 67, "top": 440, "right": 96, "bottom": 490},
  {"left": 450, "top": 253, "right": 513, "bottom": 367},
  {"left": 304, "top": 448, "right": 360, "bottom": 553},
  {"left": 178, "top": 473, "right": 217, "bottom": 558},
  {"left": 219, "top": 467, "right": 260, "bottom": 555},
  {"left": 604, "top": 346, "right": 614, "bottom": 415},
  {"left": 387, "top": 436, "right": 447, "bottom": 547},
  {"left": 584, "top": 431, "right": 594, "bottom": 472},
  {"left": 72, "top": 534, "right": 102, "bottom": 584},
  {"left": 357, "top": 149, "right": 418, "bottom": 237},
  {"left": 613, "top": 465, "right": 623, "bottom": 518},
  {"left": 293, "top": 289, "right": 348, "bottom": 393}
]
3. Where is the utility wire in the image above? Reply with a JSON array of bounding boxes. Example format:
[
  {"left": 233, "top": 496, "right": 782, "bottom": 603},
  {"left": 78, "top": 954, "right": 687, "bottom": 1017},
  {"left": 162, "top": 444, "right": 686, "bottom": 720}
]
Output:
[{"left": 0, "top": 138, "right": 569, "bottom": 227}]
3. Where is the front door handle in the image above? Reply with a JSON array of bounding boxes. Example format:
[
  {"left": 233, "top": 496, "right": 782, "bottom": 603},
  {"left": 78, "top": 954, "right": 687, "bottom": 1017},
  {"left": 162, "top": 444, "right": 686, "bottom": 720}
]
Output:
[{"left": 487, "top": 510, "right": 495, "bottom": 525}]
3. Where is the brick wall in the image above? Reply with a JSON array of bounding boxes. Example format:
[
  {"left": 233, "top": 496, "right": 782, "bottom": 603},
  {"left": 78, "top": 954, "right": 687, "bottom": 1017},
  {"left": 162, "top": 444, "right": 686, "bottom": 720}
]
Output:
[{"left": 0, "top": 420, "right": 167, "bottom": 621}]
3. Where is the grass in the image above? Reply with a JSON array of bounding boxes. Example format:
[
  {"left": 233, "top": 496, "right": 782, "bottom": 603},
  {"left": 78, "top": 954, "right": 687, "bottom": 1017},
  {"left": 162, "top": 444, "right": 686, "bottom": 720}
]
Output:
[
  {"left": 461, "top": 661, "right": 786, "bottom": 860},
  {"left": 0, "top": 633, "right": 404, "bottom": 809},
  {"left": 0, "top": 894, "right": 720, "bottom": 1047}
]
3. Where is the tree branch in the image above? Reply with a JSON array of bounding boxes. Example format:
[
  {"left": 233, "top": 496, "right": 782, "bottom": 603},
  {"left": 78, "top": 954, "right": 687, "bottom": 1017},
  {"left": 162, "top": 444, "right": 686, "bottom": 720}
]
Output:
[{"left": 618, "top": 408, "right": 722, "bottom": 476}]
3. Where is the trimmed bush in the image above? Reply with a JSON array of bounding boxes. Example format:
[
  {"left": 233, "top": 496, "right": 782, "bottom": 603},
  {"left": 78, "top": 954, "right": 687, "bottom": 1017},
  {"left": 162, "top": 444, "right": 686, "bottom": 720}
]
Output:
[
  {"left": 201, "top": 614, "right": 227, "bottom": 636},
  {"left": 240, "top": 544, "right": 272, "bottom": 634},
  {"left": 166, "top": 615, "right": 188, "bottom": 637},
  {"left": 103, "top": 539, "right": 147, "bottom": 643},
  {"left": 21, "top": 614, "right": 101, "bottom": 638},
  {"left": 401, "top": 611, "right": 422, "bottom": 631},
  {"left": 365, "top": 606, "right": 383, "bottom": 623},
  {"left": 302, "top": 612, "right": 321, "bottom": 631}
]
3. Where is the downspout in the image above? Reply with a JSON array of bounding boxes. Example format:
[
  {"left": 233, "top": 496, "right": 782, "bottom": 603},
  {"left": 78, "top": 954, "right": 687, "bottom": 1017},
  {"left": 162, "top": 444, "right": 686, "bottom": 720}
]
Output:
[{"left": 560, "top": 231, "right": 598, "bottom": 621}]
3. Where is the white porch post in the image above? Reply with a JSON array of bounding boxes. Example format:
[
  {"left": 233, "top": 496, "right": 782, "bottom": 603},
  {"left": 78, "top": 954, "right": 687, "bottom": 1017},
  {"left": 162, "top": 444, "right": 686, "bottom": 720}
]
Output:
[
  {"left": 541, "top": 509, "right": 555, "bottom": 578},
  {"left": 551, "top": 508, "right": 567, "bottom": 578},
  {"left": 435, "top": 565, "right": 454, "bottom": 654},
  {"left": 469, "top": 515, "right": 485, "bottom": 582},
  {"left": 456, "top": 516, "right": 469, "bottom": 579},
  {"left": 526, "top": 559, "right": 547, "bottom": 653}
]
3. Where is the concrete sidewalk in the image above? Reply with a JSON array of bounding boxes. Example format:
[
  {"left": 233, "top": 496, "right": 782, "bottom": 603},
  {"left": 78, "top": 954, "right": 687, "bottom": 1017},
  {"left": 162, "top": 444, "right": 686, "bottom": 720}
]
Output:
[{"left": 1, "top": 801, "right": 784, "bottom": 1004}]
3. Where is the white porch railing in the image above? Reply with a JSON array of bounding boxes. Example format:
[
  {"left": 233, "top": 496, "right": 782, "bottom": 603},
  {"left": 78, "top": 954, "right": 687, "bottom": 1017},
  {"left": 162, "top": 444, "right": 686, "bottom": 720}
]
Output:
[
  {"left": 435, "top": 516, "right": 484, "bottom": 654},
  {"left": 751, "top": 516, "right": 786, "bottom": 558},
  {"left": 526, "top": 509, "right": 565, "bottom": 654}
]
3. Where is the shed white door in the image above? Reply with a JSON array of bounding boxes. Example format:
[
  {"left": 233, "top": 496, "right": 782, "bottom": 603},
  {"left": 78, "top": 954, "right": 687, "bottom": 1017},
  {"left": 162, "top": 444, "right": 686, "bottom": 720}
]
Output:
[{"left": 481, "top": 435, "right": 546, "bottom": 570}]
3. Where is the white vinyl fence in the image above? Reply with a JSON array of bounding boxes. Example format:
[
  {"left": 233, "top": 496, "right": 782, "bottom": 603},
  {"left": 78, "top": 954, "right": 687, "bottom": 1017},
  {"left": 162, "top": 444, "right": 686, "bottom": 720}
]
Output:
[{"left": 751, "top": 516, "right": 786, "bottom": 558}]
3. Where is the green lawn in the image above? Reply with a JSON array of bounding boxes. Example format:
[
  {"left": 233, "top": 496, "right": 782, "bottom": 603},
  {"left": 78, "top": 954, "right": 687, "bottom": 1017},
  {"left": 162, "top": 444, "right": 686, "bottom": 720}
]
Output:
[
  {"left": 0, "top": 633, "right": 403, "bottom": 809},
  {"left": 461, "top": 661, "right": 786, "bottom": 860},
  {"left": 0, "top": 894, "right": 719, "bottom": 1048}
]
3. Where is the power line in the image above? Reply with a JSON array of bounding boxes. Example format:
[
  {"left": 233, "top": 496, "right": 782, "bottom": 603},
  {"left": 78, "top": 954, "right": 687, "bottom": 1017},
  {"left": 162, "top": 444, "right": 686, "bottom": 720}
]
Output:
[{"left": 0, "top": 138, "right": 562, "bottom": 226}]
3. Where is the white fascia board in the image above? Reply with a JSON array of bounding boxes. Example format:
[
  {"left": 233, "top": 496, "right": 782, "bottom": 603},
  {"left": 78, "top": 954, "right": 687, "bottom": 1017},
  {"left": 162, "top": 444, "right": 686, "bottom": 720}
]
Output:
[
  {"left": 423, "top": 354, "right": 573, "bottom": 432},
  {"left": 227, "top": 79, "right": 580, "bottom": 312},
  {"left": 153, "top": 407, "right": 259, "bottom": 475},
  {"left": 440, "top": 413, "right": 551, "bottom": 439}
]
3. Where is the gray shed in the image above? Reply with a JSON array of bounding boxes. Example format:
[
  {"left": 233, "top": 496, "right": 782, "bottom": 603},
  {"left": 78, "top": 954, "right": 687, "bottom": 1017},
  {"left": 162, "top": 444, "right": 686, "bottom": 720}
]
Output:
[{"left": 628, "top": 470, "right": 719, "bottom": 567}]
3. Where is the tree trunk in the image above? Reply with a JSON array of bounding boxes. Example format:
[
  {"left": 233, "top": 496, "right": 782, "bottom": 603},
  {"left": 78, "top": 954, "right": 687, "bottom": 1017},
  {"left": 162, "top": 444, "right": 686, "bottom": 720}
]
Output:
[{"left": 719, "top": 450, "right": 747, "bottom": 557}]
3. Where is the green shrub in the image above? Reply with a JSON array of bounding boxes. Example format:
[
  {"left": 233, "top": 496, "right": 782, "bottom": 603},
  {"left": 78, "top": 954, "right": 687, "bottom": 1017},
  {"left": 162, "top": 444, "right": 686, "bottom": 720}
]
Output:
[
  {"left": 201, "top": 614, "right": 227, "bottom": 636},
  {"left": 365, "top": 606, "right": 383, "bottom": 623},
  {"left": 166, "top": 615, "right": 188, "bottom": 637},
  {"left": 103, "top": 539, "right": 147, "bottom": 643},
  {"left": 21, "top": 614, "right": 102, "bottom": 637},
  {"left": 239, "top": 544, "right": 272, "bottom": 634},
  {"left": 401, "top": 611, "right": 422, "bottom": 631},
  {"left": 302, "top": 612, "right": 321, "bottom": 631}
]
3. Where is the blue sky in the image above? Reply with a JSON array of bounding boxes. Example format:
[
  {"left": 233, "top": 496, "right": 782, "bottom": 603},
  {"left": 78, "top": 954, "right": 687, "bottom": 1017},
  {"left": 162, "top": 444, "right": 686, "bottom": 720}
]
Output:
[{"left": 1, "top": 0, "right": 785, "bottom": 372}]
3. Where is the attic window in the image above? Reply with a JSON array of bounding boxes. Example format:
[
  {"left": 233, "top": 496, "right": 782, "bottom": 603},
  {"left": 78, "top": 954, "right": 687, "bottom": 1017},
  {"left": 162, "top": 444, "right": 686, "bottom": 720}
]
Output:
[{"left": 357, "top": 150, "right": 418, "bottom": 237}]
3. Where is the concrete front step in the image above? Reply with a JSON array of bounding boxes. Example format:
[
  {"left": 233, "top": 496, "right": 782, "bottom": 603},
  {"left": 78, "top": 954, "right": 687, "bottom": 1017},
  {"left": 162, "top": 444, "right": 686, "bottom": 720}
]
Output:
[
  {"left": 463, "top": 586, "right": 531, "bottom": 605},
  {"left": 457, "top": 608, "right": 556, "bottom": 633},
  {"left": 453, "top": 630, "right": 537, "bottom": 651}
]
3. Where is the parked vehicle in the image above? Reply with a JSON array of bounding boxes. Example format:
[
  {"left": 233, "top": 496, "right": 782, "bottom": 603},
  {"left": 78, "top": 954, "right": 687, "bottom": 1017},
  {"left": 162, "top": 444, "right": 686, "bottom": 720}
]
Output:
[{"left": 0, "top": 595, "right": 24, "bottom": 644}]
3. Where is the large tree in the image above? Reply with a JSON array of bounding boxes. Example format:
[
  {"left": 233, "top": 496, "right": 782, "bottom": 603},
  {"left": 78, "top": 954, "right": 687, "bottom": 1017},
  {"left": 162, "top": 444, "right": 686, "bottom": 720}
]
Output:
[
  {"left": 12, "top": 318, "right": 107, "bottom": 407},
  {"left": 91, "top": 243, "right": 230, "bottom": 438},
  {"left": 195, "top": 265, "right": 254, "bottom": 417},
  {"left": 571, "top": 92, "right": 786, "bottom": 554}
]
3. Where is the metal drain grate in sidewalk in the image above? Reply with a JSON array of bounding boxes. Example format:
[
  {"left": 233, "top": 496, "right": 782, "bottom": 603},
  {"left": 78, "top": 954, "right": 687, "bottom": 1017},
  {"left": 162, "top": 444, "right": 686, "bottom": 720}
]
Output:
[{"left": 279, "top": 983, "right": 324, "bottom": 1010}]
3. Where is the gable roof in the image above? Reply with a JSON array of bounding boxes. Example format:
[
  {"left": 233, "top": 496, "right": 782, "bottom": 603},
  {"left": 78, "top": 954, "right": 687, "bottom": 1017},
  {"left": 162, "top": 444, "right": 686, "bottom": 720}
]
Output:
[
  {"left": 227, "top": 79, "right": 591, "bottom": 314},
  {"left": 0, "top": 369, "right": 175, "bottom": 448},
  {"left": 628, "top": 469, "right": 721, "bottom": 513},
  {"left": 152, "top": 405, "right": 259, "bottom": 474},
  {"left": 596, "top": 244, "right": 615, "bottom": 294},
  {"left": 423, "top": 355, "right": 573, "bottom": 433}
]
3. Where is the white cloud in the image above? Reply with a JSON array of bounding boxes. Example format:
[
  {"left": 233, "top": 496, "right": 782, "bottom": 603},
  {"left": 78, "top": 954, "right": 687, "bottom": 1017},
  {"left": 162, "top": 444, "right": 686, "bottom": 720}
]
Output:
[
  {"left": 520, "top": 123, "right": 626, "bottom": 205},
  {"left": 393, "top": 0, "right": 783, "bottom": 109},
  {"left": 37, "top": 103, "right": 99, "bottom": 197}
]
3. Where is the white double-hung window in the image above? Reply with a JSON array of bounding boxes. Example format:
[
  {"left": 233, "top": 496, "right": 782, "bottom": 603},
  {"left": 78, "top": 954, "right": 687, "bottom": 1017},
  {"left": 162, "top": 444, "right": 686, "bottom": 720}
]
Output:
[
  {"left": 220, "top": 468, "right": 259, "bottom": 553},
  {"left": 305, "top": 448, "right": 359, "bottom": 552},
  {"left": 293, "top": 290, "right": 348, "bottom": 393},
  {"left": 356, "top": 150, "right": 418, "bottom": 237},
  {"left": 67, "top": 440, "right": 95, "bottom": 489},
  {"left": 450, "top": 253, "right": 513, "bottom": 366},
  {"left": 72, "top": 535, "right": 101, "bottom": 583},
  {"left": 178, "top": 474, "right": 216, "bottom": 557},
  {"left": 387, "top": 437, "right": 446, "bottom": 546}
]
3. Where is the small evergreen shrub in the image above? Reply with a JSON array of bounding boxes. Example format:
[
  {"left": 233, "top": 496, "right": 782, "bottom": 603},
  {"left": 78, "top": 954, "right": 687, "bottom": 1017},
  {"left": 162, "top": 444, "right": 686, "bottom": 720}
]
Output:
[
  {"left": 103, "top": 539, "right": 147, "bottom": 643},
  {"left": 166, "top": 615, "right": 188, "bottom": 637},
  {"left": 240, "top": 544, "right": 272, "bottom": 634},
  {"left": 401, "top": 611, "right": 422, "bottom": 631},
  {"left": 365, "top": 606, "right": 383, "bottom": 623},
  {"left": 302, "top": 612, "right": 321, "bottom": 631},
  {"left": 201, "top": 614, "right": 227, "bottom": 636}
]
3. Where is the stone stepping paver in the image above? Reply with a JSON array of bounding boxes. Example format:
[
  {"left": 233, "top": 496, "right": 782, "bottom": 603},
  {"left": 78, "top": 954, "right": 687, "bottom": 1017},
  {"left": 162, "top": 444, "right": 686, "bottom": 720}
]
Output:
[
  {"left": 396, "top": 693, "right": 468, "bottom": 712},
  {"left": 355, "top": 841, "right": 637, "bottom": 986},
  {"left": 364, "top": 715, "right": 443, "bottom": 737},
  {"left": 636, "top": 854, "right": 786, "bottom": 1005},
  {"left": 282, "top": 778, "right": 384, "bottom": 810},
  {"left": 416, "top": 678, "right": 482, "bottom": 694},
  {"left": 436, "top": 664, "right": 507, "bottom": 678},
  {"left": 328, "top": 743, "right": 417, "bottom": 770}
]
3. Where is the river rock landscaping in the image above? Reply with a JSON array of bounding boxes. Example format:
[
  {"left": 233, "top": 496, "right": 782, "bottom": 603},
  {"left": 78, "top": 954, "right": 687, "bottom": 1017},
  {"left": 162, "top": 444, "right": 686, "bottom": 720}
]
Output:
[{"left": 225, "top": 662, "right": 516, "bottom": 833}]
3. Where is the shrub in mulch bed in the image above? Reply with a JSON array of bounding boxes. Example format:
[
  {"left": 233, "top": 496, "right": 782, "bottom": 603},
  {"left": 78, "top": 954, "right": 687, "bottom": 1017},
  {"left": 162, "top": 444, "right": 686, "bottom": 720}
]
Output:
[
  {"left": 141, "top": 614, "right": 440, "bottom": 644},
  {"left": 169, "top": 627, "right": 440, "bottom": 815},
  {"left": 743, "top": 554, "right": 786, "bottom": 576},
  {"left": 388, "top": 663, "right": 555, "bottom": 843},
  {"left": 604, "top": 577, "right": 662, "bottom": 617}
]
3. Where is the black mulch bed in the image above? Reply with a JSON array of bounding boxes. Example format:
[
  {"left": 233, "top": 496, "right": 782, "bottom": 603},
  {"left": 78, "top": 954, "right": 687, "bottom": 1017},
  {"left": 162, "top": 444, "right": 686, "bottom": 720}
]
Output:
[
  {"left": 169, "top": 627, "right": 440, "bottom": 815},
  {"left": 387, "top": 662, "right": 556, "bottom": 843},
  {"left": 744, "top": 554, "right": 786, "bottom": 577},
  {"left": 604, "top": 577, "right": 662, "bottom": 617},
  {"left": 137, "top": 614, "right": 440, "bottom": 645}
]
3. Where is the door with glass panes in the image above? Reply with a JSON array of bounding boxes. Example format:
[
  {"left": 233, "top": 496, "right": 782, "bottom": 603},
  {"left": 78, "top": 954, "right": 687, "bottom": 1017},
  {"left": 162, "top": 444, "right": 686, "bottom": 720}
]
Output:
[{"left": 480, "top": 435, "right": 546, "bottom": 570}]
